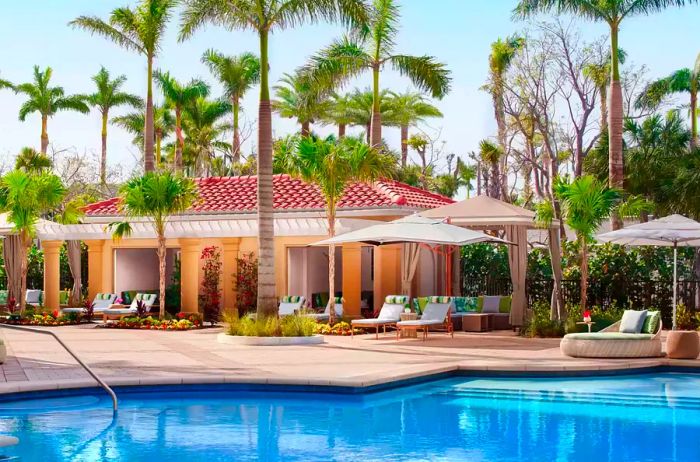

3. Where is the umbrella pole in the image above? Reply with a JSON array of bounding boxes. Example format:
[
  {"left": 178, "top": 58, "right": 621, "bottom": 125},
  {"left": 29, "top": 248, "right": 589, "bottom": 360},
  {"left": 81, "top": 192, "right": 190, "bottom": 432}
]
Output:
[{"left": 673, "top": 243, "right": 678, "bottom": 331}]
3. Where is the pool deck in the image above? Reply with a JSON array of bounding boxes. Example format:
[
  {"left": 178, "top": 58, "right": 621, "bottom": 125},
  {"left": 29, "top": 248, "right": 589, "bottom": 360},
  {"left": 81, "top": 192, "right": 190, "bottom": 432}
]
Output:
[{"left": 0, "top": 325, "right": 699, "bottom": 395}]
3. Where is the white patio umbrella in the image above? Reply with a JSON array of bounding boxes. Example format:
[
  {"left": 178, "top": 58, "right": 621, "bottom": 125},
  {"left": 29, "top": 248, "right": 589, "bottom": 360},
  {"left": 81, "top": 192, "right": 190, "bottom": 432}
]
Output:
[{"left": 596, "top": 214, "right": 700, "bottom": 330}]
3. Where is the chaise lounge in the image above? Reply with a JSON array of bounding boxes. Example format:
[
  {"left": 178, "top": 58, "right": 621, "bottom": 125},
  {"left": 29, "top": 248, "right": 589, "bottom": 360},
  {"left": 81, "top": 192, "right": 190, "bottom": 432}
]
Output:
[
  {"left": 62, "top": 293, "right": 119, "bottom": 316},
  {"left": 102, "top": 293, "right": 158, "bottom": 321},
  {"left": 352, "top": 295, "right": 407, "bottom": 339},
  {"left": 304, "top": 297, "right": 343, "bottom": 322},
  {"left": 560, "top": 310, "right": 663, "bottom": 358},
  {"left": 396, "top": 296, "right": 454, "bottom": 341},
  {"left": 279, "top": 296, "right": 306, "bottom": 316}
]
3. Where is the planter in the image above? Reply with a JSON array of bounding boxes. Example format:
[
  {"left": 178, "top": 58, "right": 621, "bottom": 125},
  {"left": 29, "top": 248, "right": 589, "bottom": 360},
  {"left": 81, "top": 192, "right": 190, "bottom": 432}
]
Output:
[
  {"left": 217, "top": 333, "right": 324, "bottom": 346},
  {"left": 666, "top": 330, "right": 700, "bottom": 359}
]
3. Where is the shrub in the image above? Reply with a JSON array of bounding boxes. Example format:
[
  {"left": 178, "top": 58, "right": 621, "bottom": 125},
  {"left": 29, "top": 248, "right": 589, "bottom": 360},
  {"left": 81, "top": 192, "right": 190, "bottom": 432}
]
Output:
[
  {"left": 199, "top": 246, "right": 222, "bottom": 325},
  {"left": 222, "top": 311, "right": 315, "bottom": 337},
  {"left": 165, "top": 256, "right": 181, "bottom": 315},
  {"left": 522, "top": 301, "right": 566, "bottom": 338},
  {"left": 135, "top": 300, "right": 148, "bottom": 318},
  {"left": 236, "top": 253, "right": 258, "bottom": 315},
  {"left": 676, "top": 303, "right": 697, "bottom": 331},
  {"left": 280, "top": 315, "right": 316, "bottom": 337},
  {"left": 84, "top": 299, "right": 95, "bottom": 322}
]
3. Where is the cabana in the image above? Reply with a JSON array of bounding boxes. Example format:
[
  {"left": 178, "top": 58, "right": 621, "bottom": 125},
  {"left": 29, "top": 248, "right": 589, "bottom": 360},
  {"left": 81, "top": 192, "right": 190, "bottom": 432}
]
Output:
[{"left": 421, "top": 195, "right": 564, "bottom": 327}]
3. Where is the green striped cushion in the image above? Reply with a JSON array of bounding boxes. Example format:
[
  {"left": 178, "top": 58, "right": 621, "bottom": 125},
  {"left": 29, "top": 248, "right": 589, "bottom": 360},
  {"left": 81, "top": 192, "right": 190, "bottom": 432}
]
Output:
[
  {"left": 333, "top": 297, "right": 344, "bottom": 304},
  {"left": 385, "top": 295, "right": 408, "bottom": 305},
  {"left": 642, "top": 311, "right": 660, "bottom": 334},
  {"left": 428, "top": 296, "right": 452, "bottom": 304},
  {"left": 282, "top": 295, "right": 301, "bottom": 303}
]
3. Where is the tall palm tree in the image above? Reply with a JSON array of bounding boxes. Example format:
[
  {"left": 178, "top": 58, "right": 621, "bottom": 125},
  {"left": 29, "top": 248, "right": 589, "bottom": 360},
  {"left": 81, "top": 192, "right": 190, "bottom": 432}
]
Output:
[
  {"left": 515, "top": 0, "right": 699, "bottom": 230},
  {"left": 285, "top": 135, "right": 392, "bottom": 324},
  {"left": 0, "top": 169, "right": 66, "bottom": 312},
  {"left": 306, "top": 0, "right": 451, "bottom": 148},
  {"left": 583, "top": 49, "right": 626, "bottom": 132},
  {"left": 484, "top": 35, "right": 524, "bottom": 200},
  {"left": 179, "top": 0, "right": 369, "bottom": 318},
  {"left": 273, "top": 72, "right": 331, "bottom": 137},
  {"left": 636, "top": 54, "right": 700, "bottom": 148},
  {"left": 154, "top": 71, "right": 209, "bottom": 173},
  {"left": 15, "top": 66, "right": 89, "bottom": 154},
  {"left": 70, "top": 0, "right": 178, "bottom": 173},
  {"left": 109, "top": 172, "right": 198, "bottom": 318},
  {"left": 181, "top": 96, "right": 232, "bottom": 176},
  {"left": 84, "top": 67, "right": 143, "bottom": 185},
  {"left": 202, "top": 50, "right": 261, "bottom": 164},
  {"left": 323, "top": 93, "right": 354, "bottom": 138},
  {"left": 385, "top": 91, "right": 442, "bottom": 167},
  {"left": 112, "top": 105, "right": 175, "bottom": 165},
  {"left": 479, "top": 139, "right": 503, "bottom": 199}
]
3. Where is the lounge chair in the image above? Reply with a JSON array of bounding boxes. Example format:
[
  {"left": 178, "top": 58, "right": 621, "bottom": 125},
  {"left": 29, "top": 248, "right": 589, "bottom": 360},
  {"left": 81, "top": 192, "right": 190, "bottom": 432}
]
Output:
[
  {"left": 396, "top": 297, "right": 454, "bottom": 341},
  {"left": 102, "top": 293, "right": 157, "bottom": 321},
  {"left": 279, "top": 296, "right": 306, "bottom": 316},
  {"left": 560, "top": 310, "right": 663, "bottom": 358},
  {"left": 304, "top": 297, "right": 343, "bottom": 322},
  {"left": 61, "top": 293, "right": 118, "bottom": 316},
  {"left": 351, "top": 295, "right": 408, "bottom": 339},
  {"left": 26, "top": 290, "right": 42, "bottom": 307}
]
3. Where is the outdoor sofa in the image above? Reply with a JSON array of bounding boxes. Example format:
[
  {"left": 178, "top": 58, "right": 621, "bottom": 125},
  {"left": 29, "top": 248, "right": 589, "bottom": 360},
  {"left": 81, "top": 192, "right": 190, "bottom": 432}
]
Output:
[
  {"left": 560, "top": 310, "right": 663, "bottom": 358},
  {"left": 417, "top": 295, "right": 512, "bottom": 331},
  {"left": 303, "top": 297, "right": 343, "bottom": 322},
  {"left": 397, "top": 296, "right": 454, "bottom": 341},
  {"left": 352, "top": 295, "right": 407, "bottom": 339},
  {"left": 102, "top": 293, "right": 158, "bottom": 321},
  {"left": 61, "top": 293, "right": 119, "bottom": 316}
]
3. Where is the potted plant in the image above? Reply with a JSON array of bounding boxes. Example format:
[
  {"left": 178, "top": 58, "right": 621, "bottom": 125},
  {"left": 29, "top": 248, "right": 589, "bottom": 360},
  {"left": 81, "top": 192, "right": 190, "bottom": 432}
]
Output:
[{"left": 666, "top": 303, "right": 700, "bottom": 359}]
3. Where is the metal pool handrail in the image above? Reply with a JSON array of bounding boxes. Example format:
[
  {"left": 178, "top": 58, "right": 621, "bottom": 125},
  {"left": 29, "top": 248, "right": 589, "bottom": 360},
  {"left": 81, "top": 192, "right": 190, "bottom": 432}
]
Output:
[{"left": 0, "top": 324, "right": 118, "bottom": 412}]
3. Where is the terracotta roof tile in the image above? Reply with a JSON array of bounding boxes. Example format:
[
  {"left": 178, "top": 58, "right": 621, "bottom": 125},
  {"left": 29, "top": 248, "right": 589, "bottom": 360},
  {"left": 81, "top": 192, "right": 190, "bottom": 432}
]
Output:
[{"left": 83, "top": 174, "right": 454, "bottom": 216}]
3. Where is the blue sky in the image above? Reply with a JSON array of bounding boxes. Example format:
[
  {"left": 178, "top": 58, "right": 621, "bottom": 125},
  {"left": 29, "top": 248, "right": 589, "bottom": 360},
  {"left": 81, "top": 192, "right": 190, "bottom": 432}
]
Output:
[{"left": 0, "top": 1, "right": 699, "bottom": 175}]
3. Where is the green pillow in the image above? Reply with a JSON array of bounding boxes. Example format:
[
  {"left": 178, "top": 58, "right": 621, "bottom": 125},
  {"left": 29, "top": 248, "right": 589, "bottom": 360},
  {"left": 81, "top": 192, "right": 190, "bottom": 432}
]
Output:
[
  {"left": 499, "top": 296, "right": 512, "bottom": 313},
  {"left": 428, "top": 296, "right": 451, "bottom": 304},
  {"left": 385, "top": 295, "right": 408, "bottom": 305},
  {"left": 412, "top": 297, "right": 428, "bottom": 314},
  {"left": 642, "top": 311, "right": 661, "bottom": 334}
]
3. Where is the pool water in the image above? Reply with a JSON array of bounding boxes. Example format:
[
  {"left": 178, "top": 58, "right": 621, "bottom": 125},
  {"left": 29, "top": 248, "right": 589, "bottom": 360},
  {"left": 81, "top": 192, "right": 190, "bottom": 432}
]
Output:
[{"left": 1, "top": 373, "right": 700, "bottom": 461}]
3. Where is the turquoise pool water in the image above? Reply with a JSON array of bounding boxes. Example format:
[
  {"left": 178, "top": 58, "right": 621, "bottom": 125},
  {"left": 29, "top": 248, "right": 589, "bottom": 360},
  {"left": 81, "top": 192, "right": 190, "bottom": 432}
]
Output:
[{"left": 1, "top": 372, "right": 699, "bottom": 461}]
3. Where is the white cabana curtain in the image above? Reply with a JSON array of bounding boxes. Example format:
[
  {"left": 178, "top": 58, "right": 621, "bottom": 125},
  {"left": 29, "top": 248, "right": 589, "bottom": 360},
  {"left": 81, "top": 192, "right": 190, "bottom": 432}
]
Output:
[
  {"left": 66, "top": 240, "right": 82, "bottom": 306},
  {"left": 505, "top": 225, "right": 528, "bottom": 327},
  {"left": 548, "top": 228, "right": 565, "bottom": 321},
  {"left": 3, "top": 234, "right": 22, "bottom": 305},
  {"left": 401, "top": 243, "right": 420, "bottom": 297}
]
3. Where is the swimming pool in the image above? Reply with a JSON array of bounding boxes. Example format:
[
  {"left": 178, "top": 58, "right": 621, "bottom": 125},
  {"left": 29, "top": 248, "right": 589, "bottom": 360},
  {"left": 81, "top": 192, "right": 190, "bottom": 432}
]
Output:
[{"left": 1, "top": 372, "right": 699, "bottom": 461}]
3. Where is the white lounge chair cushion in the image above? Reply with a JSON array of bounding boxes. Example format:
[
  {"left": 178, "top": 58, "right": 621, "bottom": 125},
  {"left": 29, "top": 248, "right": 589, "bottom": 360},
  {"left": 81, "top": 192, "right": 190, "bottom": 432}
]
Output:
[
  {"left": 352, "top": 302, "right": 405, "bottom": 326},
  {"left": 279, "top": 296, "right": 305, "bottom": 316},
  {"left": 419, "top": 302, "right": 452, "bottom": 322},
  {"left": 130, "top": 293, "right": 157, "bottom": 310},
  {"left": 481, "top": 296, "right": 500, "bottom": 313},
  {"left": 397, "top": 319, "right": 445, "bottom": 327},
  {"left": 26, "top": 290, "right": 42, "bottom": 305},
  {"left": 103, "top": 308, "right": 135, "bottom": 315}
]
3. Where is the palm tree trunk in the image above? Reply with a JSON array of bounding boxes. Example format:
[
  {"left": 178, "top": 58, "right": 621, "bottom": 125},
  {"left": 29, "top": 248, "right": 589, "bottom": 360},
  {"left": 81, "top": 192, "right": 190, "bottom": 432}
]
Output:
[
  {"left": 691, "top": 87, "right": 697, "bottom": 149},
  {"left": 370, "top": 65, "right": 382, "bottom": 148},
  {"left": 365, "top": 124, "right": 371, "bottom": 143},
  {"left": 301, "top": 121, "right": 310, "bottom": 137},
  {"left": 175, "top": 106, "right": 184, "bottom": 173},
  {"left": 476, "top": 162, "right": 481, "bottom": 195},
  {"left": 40, "top": 115, "right": 49, "bottom": 154},
  {"left": 157, "top": 233, "right": 166, "bottom": 318},
  {"left": 155, "top": 130, "right": 162, "bottom": 169},
  {"left": 338, "top": 124, "right": 346, "bottom": 138},
  {"left": 144, "top": 54, "right": 155, "bottom": 173},
  {"left": 257, "top": 30, "right": 277, "bottom": 318},
  {"left": 580, "top": 238, "right": 588, "bottom": 312},
  {"left": 490, "top": 161, "right": 500, "bottom": 198},
  {"left": 233, "top": 96, "right": 241, "bottom": 164},
  {"left": 599, "top": 84, "right": 608, "bottom": 133},
  {"left": 101, "top": 112, "right": 108, "bottom": 185},
  {"left": 400, "top": 125, "right": 408, "bottom": 167},
  {"left": 493, "top": 82, "right": 508, "bottom": 201},
  {"left": 608, "top": 24, "right": 624, "bottom": 231},
  {"left": 327, "top": 205, "right": 336, "bottom": 326}
]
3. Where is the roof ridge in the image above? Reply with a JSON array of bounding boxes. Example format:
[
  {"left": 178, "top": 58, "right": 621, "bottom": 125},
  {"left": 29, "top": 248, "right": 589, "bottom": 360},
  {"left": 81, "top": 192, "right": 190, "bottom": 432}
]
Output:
[{"left": 377, "top": 178, "right": 454, "bottom": 203}]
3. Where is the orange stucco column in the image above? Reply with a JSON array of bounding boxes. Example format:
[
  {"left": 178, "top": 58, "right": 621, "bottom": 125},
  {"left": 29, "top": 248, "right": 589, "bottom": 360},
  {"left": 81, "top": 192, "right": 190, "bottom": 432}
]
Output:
[
  {"left": 180, "top": 238, "right": 201, "bottom": 313},
  {"left": 373, "top": 244, "right": 401, "bottom": 312},
  {"left": 42, "top": 240, "right": 62, "bottom": 311},
  {"left": 222, "top": 238, "right": 240, "bottom": 313},
  {"left": 342, "top": 244, "right": 362, "bottom": 318},
  {"left": 85, "top": 240, "right": 104, "bottom": 301}
]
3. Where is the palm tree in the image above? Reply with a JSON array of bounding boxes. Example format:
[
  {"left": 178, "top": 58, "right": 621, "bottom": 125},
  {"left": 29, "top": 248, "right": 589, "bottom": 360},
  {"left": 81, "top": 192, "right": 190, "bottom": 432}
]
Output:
[
  {"left": 306, "top": 0, "right": 451, "bottom": 148},
  {"left": 181, "top": 97, "right": 232, "bottom": 176},
  {"left": 0, "top": 169, "right": 66, "bottom": 312},
  {"left": 179, "top": 0, "right": 369, "bottom": 318},
  {"left": 479, "top": 139, "right": 503, "bottom": 199},
  {"left": 14, "top": 147, "right": 52, "bottom": 173},
  {"left": 385, "top": 91, "right": 442, "bottom": 167},
  {"left": 346, "top": 88, "right": 392, "bottom": 143},
  {"left": 15, "top": 66, "right": 89, "bottom": 153},
  {"left": 109, "top": 172, "right": 198, "bottom": 318},
  {"left": 323, "top": 93, "right": 354, "bottom": 138},
  {"left": 285, "top": 135, "right": 392, "bottom": 324},
  {"left": 273, "top": 72, "right": 330, "bottom": 137},
  {"left": 636, "top": 55, "right": 700, "bottom": 148},
  {"left": 84, "top": 67, "right": 143, "bottom": 185},
  {"left": 515, "top": 0, "right": 699, "bottom": 230},
  {"left": 484, "top": 35, "right": 524, "bottom": 200},
  {"left": 70, "top": 0, "right": 178, "bottom": 173},
  {"left": 583, "top": 49, "right": 626, "bottom": 132},
  {"left": 154, "top": 71, "right": 209, "bottom": 173},
  {"left": 539, "top": 176, "right": 620, "bottom": 312},
  {"left": 202, "top": 50, "right": 261, "bottom": 164},
  {"left": 113, "top": 105, "right": 175, "bottom": 165}
]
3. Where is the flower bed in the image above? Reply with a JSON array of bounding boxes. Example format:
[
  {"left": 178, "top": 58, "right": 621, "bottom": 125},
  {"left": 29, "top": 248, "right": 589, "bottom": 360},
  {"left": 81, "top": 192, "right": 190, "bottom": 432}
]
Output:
[
  {"left": 0, "top": 309, "right": 84, "bottom": 327},
  {"left": 313, "top": 321, "right": 364, "bottom": 336},
  {"left": 100, "top": 313, "right": 203, "bottom": 331}
]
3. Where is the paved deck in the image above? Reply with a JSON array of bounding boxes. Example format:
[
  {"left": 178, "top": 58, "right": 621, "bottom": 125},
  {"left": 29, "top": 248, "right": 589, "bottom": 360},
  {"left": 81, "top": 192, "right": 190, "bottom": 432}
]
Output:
[{"left": 0, "top": 325, "right": 698, "bottom": 395}]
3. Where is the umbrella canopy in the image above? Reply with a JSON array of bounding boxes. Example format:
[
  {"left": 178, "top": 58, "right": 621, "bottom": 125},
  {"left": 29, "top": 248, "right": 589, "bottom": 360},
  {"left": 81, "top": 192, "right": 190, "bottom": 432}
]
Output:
[
  {"left": 312, "top": 215, "right": 511, "bottom": 247},
  {"left": 597, "top": 214, "right": 700, "bottom": 330}
]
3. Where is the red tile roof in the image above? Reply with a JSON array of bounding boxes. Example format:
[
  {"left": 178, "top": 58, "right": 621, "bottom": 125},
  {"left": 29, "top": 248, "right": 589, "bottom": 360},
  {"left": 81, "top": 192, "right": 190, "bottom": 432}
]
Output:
[{"left": 83, "top": 174, "right": 454, "bottom": 216}]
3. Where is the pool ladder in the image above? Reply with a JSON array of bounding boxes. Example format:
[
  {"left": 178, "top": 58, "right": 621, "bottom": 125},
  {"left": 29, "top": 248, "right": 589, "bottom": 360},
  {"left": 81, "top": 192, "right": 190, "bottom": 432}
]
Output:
[{"left": 0, "top": 324, "right": 118, "bottom": 412}]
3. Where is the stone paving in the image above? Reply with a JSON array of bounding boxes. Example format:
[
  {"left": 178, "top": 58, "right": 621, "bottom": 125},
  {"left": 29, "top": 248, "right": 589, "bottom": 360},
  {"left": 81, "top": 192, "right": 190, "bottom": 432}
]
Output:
[{"left": 0, "top": 324, "right": 698, "bottom": 395}]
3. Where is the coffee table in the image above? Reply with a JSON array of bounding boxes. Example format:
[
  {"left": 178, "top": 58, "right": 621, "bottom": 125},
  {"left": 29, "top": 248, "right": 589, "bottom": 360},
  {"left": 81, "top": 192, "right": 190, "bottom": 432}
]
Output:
[{"left": 462, "top": 313, "right": 493, "bottom": 332}]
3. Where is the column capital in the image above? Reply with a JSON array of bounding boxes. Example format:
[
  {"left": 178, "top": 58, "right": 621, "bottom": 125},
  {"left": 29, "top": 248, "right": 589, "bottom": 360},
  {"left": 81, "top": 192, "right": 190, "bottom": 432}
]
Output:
[
  {"left": 41, "top": 240, "right": 63, "bottom": 251},
  {"left": 84, "top": 240, "right": 105, "bottom": 250},
  {"left": 179, "top": 238, "right": 201, "bottom": 251}
]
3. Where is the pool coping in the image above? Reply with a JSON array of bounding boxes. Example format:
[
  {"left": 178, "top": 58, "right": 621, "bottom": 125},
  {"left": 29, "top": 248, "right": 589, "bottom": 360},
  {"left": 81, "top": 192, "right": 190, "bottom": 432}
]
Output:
[{"left": 1, "top": 360, "right": 700, "bottom": 404}]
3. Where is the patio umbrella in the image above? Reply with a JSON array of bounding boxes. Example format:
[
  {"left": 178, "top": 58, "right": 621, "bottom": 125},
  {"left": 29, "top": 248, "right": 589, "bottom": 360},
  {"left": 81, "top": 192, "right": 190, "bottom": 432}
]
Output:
[
  {"left": 313, "top": 215, "right": 511, "bottom": 297},
  {"left": 596, "top": 214, "right": 700, "bottom": 330}
]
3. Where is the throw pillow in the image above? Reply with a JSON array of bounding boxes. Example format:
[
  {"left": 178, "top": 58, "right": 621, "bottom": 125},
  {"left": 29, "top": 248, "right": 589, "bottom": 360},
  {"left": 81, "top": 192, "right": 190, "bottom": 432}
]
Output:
[
  {"left": 641, "top": 311, "right": 661, "bottom": 334},
  {"left": 482, "top": 296, "right": 501, "bottom": 313},
  {"left": 465, "top": 297, "right": 479, "bottom": 312},
  {"left": 619, "top": 309, "right": 648, "bottom": 333}
]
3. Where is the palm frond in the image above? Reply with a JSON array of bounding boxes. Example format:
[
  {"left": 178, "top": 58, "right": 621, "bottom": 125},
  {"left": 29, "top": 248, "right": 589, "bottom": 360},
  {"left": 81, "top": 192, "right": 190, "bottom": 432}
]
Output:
[
  {"left": 69, "top": 15, "right": 144, "bottom": 53},
  {"left": 389, "top": 55, "right": 451, "bottom": 99}
]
